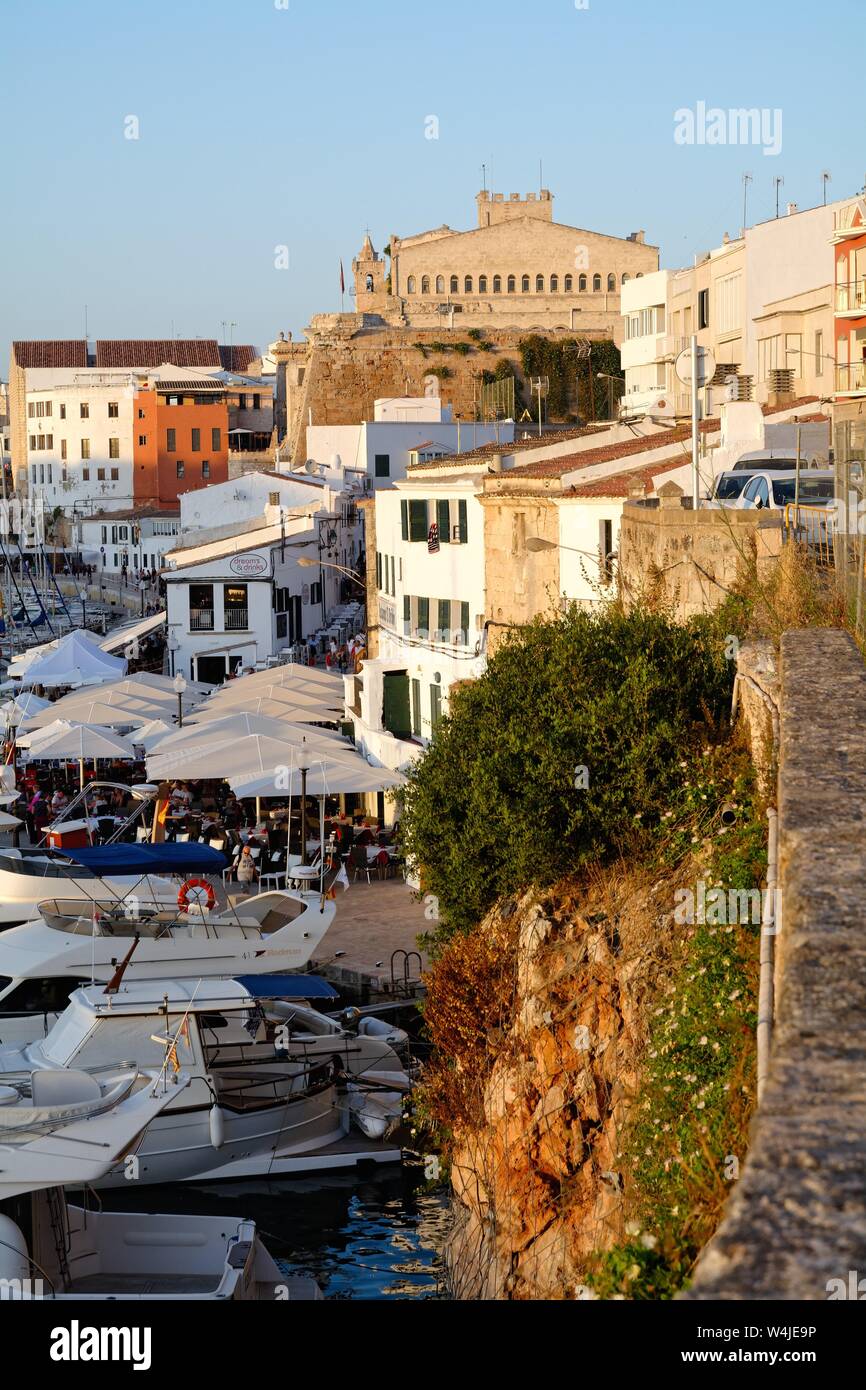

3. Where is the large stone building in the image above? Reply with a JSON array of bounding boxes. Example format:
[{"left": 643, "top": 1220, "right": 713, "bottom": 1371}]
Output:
[{"left": 352, "top": 189, "right": 658, "bottom": 337}]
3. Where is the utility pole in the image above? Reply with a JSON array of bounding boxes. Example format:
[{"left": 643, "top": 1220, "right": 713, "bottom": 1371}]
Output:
[
  {"left": 774, "top": 175, "right": 784, "bottom": 218},
  {"left": 822, "top": 170, "right": 831, "bottom": 206}
]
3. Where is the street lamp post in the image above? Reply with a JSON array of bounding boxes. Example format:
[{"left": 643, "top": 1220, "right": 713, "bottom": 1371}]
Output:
[
  {"left": 79, "top": 588, "right": 87, "bottom": 630},
  {"left": 167, "top": 633, "right": 180, "bottom": 678},
  {"left": 173, "top": 672, "right": 187, "bottom": 727},
  {"left": 297, "top": 555, "right": 364, "bottom": 588},
  {"left": 139, "top": 578, "right": 147, "bottom": 617}
]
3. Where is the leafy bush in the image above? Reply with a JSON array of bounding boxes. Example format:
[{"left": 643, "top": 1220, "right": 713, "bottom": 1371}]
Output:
[
  {"left": 426, "top": 364, "right": 452, "bottom": 380},
  {"left": 401, "top": 606, "right": 732, "bottom": 942},
  {"left": 466, "top": 328, "right": 486, "bottom": 343}
]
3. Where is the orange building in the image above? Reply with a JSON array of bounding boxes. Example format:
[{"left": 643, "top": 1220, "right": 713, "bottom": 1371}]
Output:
[
  {"left": 134, "top": 379, "right": 229, "bottom": 507},
  {"left": 832, "top": 197, "right": 866, "bottom": 402}
]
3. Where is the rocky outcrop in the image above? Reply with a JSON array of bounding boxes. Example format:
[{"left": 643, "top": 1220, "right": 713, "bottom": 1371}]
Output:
[{"left": 445, "top": 875, "right": 676, "bottom": 1300}]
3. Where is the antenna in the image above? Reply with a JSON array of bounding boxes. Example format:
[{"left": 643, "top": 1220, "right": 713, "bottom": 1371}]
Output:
[
  {"left": 481, "top": 162, "right": 487, "bottom": 192},
  {"left": 822, "top": 170, "right": 831, "bottom": 206},
  {"left": 773, "top": 174, "right": 784, "bottom": 218},
  {"left": 741, "top": 172, "right": 753, "bottom": 233}
]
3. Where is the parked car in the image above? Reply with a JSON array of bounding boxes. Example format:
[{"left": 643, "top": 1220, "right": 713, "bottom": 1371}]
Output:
[
  {"left": 731, "top": 449, "right": 826, "bottom": 472},
  {"left": 736, "top": 469, "right": 836, "bottom": 511}
]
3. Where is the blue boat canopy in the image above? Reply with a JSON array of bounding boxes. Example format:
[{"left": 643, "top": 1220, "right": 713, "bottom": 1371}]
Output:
[
  {"left": 237, "top": 974, "right": 339, "bottom": 1000},
  {"left": 60, "top": 843, "right": 228, "bottom": 876}
]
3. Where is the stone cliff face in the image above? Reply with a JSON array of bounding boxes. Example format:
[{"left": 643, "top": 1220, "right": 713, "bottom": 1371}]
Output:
[{"left": 444, "top": 873, "right": 677, "bottom": 1300}]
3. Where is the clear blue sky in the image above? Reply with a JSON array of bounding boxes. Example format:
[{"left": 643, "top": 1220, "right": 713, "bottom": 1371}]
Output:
[{"left": 1, "top": 0, "right": 862, "bottom": 363}]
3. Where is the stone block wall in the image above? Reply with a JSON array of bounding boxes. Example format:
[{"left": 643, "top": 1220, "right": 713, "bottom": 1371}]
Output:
[
  {"left": 618, "top": 489, "right": 782, "bottom": 617},
  {"left": 685, "top": 628, "right": 866, "bottom": 1299}
]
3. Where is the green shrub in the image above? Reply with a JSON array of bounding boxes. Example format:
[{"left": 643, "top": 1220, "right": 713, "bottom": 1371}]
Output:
[{"left": 400, "top": 605, "right": 732, "bottom": 942}]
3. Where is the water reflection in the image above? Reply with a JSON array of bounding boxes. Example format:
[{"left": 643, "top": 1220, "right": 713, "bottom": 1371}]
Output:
[{"left": 103, "top": 1162, "right": 451, "bottom": 1300}]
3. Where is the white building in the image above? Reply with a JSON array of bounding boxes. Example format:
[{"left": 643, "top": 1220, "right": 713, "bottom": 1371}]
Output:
[
  {"left": 347, "top": 460, "right": 488, "bottom": 782},
  {"left": 620, "top": 197, "right": 845, "bottom": 421},
  {"left": 297, "top": 396, "right": 514, "bottom": 490},
  {"left": 24, "top": 369, "right": 136, "bottom": 515},
  {"left": 164, "top": 488, "right": 361, "bottom": 685},
  {"left": 75, "top": 510, "right": 181, "bottom": 575}
]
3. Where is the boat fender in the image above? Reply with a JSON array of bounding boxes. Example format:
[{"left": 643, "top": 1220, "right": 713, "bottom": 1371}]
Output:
[
  {"left": 209, "top": 1104, "right": 226, "bottom": 1150},
  {"left": 0, "top": 1215, "right": 30, "bottom": 1283},
  {"left": 178, "top": 878, "right": 216, "bottom": 911}
]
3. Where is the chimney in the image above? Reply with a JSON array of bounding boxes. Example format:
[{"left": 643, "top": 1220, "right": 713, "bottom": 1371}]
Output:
[
  {"left": 628, "top": 230, "right": 646, "bottom": 244},
  {"left": 268, "top": 491, "right": 280, "bottom": 505},
  {"left": 489, "top": 453, "right": 503, "bottom": 473},
  {"left": 786, "top": 202, "right": 798, "bottom": 216}
]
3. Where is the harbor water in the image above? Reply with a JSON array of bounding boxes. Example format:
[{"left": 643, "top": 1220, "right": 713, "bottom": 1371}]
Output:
[{"left": 102, "top": 1161, "right": 451, "bottom": 1300}]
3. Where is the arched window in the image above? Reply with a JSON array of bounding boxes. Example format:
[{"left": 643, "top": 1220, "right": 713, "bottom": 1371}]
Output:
[
  {"left": 636, "top": 272, "right": 643, "bottom": 278},
  {"left": 536, "top": 275, "right": 544, "bottom": 293},
  {"left": 464, "top": 275, "right": 473, "bottom": 293},
  {"left": 607, "top": 273, "right": 616, "bottom": 292},
  {"left": 564, "top": 274, "right": 573, "bottom": 292},
  {"left": 421, "top": 275, "right": 430, "bottom": 294},
  {"left": 435, "top": 275, "right": 445, "bottom": 294},
  {"left": 522, "top": 274, "right": 530, "bottom": 293},
  {"left": 592, "top": 273, "right": 602, "bottom": 291},
  {"left": 493, "top": 275, "right": 501, "bottom": 294},
  {"left": 621, "top": 273, "right": 629, "bottom": 285},
  {"left": 366, "top": 273, "right": 374, "bottom": 292},
  {"left": 450, "top": 275, "right": 459, "bottom": 293},
  {"left": 550, "top": 274, "right": 559, "bottom": 292},
  {"left": 479, "top": 275, "right": 488, "bottom": 293},
  {"left": 507, "top": 274, "right": 516, "bottom": 293},
  {"left": 407, "top": 275, "right": 416, "bottom": 294},
  {"left": 578, "top": 274, "right": 587, "bottom": 292}
]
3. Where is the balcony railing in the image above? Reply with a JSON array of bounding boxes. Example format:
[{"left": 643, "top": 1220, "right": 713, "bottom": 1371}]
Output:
[
  {"left": 835, "top": 280, "right": 866, "bottom": 313},
  {"left": 836, "top": 363, "right": 866, "bottom": 394},
  {"left": 224, "top": 608, "right": 249, "bottom": 631},
  {"left": 661, "top": 334, "right": 691, "bottom": 359},
  {"left": 189, "top": 608, "right": 214, "bottom": 632}
]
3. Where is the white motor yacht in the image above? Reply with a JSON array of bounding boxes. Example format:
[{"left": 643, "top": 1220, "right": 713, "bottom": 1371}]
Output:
[
  {"left": 0, "top": 881, "right": 336, "bottom": 1047},
  {"left": 0, "top": 1065, "right": 318, "bottom": 1299},
  {"left": 0, "top": 978, "right": 406, "bottom": 1185}
]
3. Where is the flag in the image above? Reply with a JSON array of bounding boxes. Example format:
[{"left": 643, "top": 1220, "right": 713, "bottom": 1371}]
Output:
[
  {"left": 427, "top": 521, "right": 440, "bottom": 554},
  {"left": 340, "top": 260, "right": 345, "bottom": 295},
  {"left": 334, "top": 862, "right": 350, "bottom": 891}
]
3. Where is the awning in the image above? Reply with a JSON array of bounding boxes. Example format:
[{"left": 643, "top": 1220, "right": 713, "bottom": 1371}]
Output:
[
  {"left": 100, "top": 612, "right": 166, "bottom": 653},
  {"left": 60, "top": 843, "right": 228, "bottom": 876},
  {"left": 236, "top": 974, "right": 339, "bottom": 1000}
]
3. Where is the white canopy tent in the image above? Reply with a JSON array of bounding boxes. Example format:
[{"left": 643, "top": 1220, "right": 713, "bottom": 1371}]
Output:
[{"left": 9, "top": 630, "right": 127, "bottom": 689}]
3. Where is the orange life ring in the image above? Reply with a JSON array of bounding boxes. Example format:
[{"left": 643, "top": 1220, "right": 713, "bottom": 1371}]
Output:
[{"left": 178, "top": 877, "right": 216, "bottom": 911}]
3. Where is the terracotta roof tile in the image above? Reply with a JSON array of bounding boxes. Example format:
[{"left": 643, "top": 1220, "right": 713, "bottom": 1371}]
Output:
[
  {"left": 13, "top": 340, "right": 88, "bottom": 368},
  {"left": 565, "top": 461, "right": 684, "bottom": 498},
  {"left": 95, "top": 340, "right": 221, "bottom": 368},
  {"left": 219, "top": 344, "right": 258, "bottom": 372},
  {"left": 505, "top": 421, "right": 715, "bottom": 479}
]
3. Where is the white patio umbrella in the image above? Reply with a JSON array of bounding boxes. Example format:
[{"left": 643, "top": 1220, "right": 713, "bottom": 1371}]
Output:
[
  {"left": 100, "top": 673, "right": 211, "bottom": 701},
  {"left": 230, "top": 751, "right": 406, "bottom": 800},
  {"left": 188, "top": 696, "right": 343, "bottom": 727},
  {"left": 147, "top": 729, "right": 359, "bottom": 785},
  {"left": 150, "top": 711, "right": 345, "bottom": 755},
  {"left": 23, "top": 690, "right": 179, "bottom": 731},
  {"left": 24, "top": 721, "right": 138, "bottom": 790},
  {"left": 129, "top": 718, "right": 175, "bottom": 752}
]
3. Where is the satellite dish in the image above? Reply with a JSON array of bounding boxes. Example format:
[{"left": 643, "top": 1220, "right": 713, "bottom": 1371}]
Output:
[{"left": 304, "top": 460, "right": 316, "bottom": 475}]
